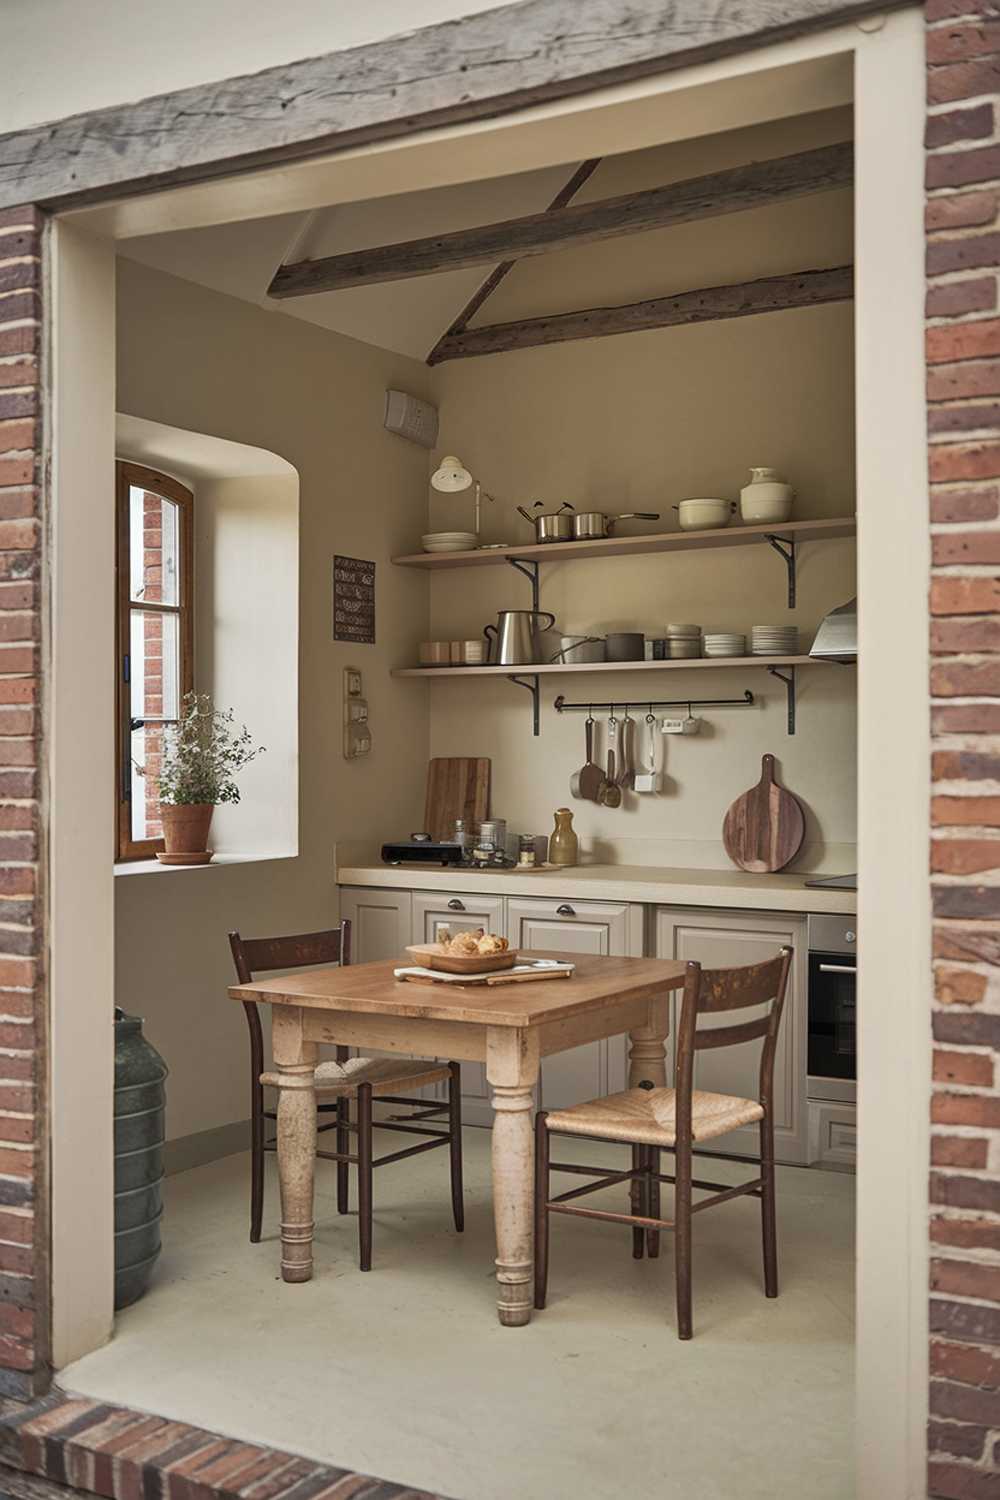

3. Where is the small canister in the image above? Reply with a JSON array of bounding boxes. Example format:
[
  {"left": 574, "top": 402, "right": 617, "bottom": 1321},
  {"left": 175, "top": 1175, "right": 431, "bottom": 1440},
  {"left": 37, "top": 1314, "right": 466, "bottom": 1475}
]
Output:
[{"left": 518, "top": 834, "right": 537, "bottom": 868}]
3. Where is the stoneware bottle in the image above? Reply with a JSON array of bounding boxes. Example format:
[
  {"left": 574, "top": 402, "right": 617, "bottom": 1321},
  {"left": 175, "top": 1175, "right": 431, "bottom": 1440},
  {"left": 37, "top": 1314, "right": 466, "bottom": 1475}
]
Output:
[
  {"left": 739, "top": 466, "right": 794, "bottom": 524},
  {"left": 549, "top": 807, "right": 579, "bottom": 867}
]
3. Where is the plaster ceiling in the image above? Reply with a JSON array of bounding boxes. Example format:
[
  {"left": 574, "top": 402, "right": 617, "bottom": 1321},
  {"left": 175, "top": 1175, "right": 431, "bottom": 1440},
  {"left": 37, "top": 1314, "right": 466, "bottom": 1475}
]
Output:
[{"left": 119, "top": 103, "right": 853, "bottom": 364}]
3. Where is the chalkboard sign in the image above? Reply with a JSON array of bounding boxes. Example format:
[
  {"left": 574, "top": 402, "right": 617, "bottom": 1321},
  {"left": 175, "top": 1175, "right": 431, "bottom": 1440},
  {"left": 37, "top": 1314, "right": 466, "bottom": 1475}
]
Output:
[{"left": 333, "top": 556, "right": 375, "bottom": 644}]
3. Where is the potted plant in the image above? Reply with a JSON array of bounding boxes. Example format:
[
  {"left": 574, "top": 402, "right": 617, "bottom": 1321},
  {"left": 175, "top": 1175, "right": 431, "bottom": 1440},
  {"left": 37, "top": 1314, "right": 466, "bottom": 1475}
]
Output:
[{"left": 142, "top": 693, "right": 264, "bottom": 865}]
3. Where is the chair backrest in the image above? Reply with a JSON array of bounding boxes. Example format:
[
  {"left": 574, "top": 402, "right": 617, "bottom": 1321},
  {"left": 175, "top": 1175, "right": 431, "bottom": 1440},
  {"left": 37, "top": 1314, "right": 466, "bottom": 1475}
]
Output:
[
  {"left": 229, "top": 921, "right": 352, "bottom": 1071},
  {"left": 673, "top": 948, "right": 793, "bottom": 1137},
  {"left": 228, "top": 920, "right": 352, "bottom": 985}
]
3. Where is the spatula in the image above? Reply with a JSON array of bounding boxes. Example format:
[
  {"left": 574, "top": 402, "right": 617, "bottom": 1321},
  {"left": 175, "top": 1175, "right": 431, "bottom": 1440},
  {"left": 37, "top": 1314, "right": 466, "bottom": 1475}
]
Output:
[{"left": 571, "top": 715, "right": 605, "bottom": 802}]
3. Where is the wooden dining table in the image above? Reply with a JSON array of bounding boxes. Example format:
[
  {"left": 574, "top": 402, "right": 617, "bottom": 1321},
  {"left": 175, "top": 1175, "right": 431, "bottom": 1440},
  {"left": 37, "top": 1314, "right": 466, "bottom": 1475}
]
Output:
[{"left": 228, "top": 950, "right": 687, "bottom": 1325}]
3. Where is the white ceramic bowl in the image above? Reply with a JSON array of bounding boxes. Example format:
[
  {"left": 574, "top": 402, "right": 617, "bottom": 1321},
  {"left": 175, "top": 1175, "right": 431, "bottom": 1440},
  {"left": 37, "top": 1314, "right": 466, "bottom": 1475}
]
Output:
[{"left": 675, "top": 499, "right": 735, "bottom": 531}]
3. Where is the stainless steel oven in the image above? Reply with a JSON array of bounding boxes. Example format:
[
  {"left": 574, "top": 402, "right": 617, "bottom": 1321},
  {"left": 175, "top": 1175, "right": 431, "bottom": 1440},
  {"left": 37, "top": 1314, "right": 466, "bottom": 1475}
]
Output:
[{"left": 807, "top": 914, "right": 857, "bottom": 1104}]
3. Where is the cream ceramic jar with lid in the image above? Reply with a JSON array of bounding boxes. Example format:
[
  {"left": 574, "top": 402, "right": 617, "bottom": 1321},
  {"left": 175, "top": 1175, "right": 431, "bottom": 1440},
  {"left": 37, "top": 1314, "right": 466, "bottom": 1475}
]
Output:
[{"left": 739, "top": 467, "right": 794, "bottom": 523}]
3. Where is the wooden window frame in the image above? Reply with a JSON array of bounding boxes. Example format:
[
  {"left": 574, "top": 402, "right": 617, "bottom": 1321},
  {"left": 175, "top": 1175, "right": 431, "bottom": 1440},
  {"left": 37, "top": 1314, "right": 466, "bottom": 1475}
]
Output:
[{"left": 115, "top": 461, "right": 194, "bottom": 862}]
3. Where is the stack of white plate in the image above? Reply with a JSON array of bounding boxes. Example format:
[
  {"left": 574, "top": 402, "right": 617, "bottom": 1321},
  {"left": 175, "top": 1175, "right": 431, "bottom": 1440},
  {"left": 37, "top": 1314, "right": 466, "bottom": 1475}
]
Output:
[
  {"left": 703, "top": 632, "right": 747, "bottom": 658},
  {"left": 421, "top": 532, "right": 477, "bottom": 553},
  {"left": 750, "top": 624, "right": 799, "bottom": 656},
  {"left": 665, "top": 623, "right": 702, "bottom": 659}
]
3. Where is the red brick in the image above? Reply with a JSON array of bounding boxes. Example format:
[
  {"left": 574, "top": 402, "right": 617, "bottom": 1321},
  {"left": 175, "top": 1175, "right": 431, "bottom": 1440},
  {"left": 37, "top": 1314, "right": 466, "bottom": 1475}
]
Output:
[
  {"left": 933, "top": 1337, "right": 1000, "bottom": 1388},
  {"left": 928, "top": 1459, "right": 1000, "bottom": 1500},
  {"left": 933, "top": 1296, "right": 1000, "bottom": 1347},
  {"left": 936, "top": 965, "right": 990, "bottom": 1004},
  {"left": 929, "top": 57, "right": 1000, "bottom": 106},
  {"left": 932, "top": 660, "right": 1000, "bottom": 696},
  {"left": 936, "top": 750, "right": 1000, "bottom": 782},
  {"left": 928, "top": 189, "right": 1000, "bottom": 233},
  {"left": 0, "top": 264, "right": 39, "bottom": 298},
  {"left": 0, "top": 521, "right": 37, "bottom": 553},
  {"left": 928, "top": 230, "right": 1000, "bottom": 276},
  {"left": 935, "top": 796, "right": 1000, "bottom": 827},
  {"left": 933, "top": 1046, "right": 995, "bottom": 1083},
  {"left": 935, "top": 882, "right": 1000, "bottom": 918},
  {"left": 0, "top": 359, "right": 36, "bottom": 391},
  {"left": 0, "top": 492, "right": 36, "bottom": 523},
  {"left": 934, "top": 703, "right": 1000, "bottom": 733},
  {"left": 934, "top": 1093, "right": 1000, "bottom": 1129},
  {"left": 928, "top": 321, "right": 1000, "bottom": 365},
  {"left": 0, "top": 330, "right": 37, "bottom": 360},
  {"left": 928, "top": 1417, "right": 987, "bottom": 1461},
  {"left": 0, "top": 805, "right": 35, "bottom": 833},
  {"left": 933, "top": 1258, "right": 1000, "bottom": 1304},
  {"left": 932, "top": 1215, "right": 1000, "bottom": 1253},
  {"left": 932, "top": 576, "right": 1000, "bottom": 615},
  {"left": 932, "top": 1135, "right": 990, "bottom": 1167},
  {"left": 0, "top": 1331, "right": 33, "bottom": 1370},
  {"left": 927, "top": 102, "right": 996, "bottom": 146},
  {"left": 928, "top": 280, "right": 998, "bottom": 322},
  {"left": 930, "top": 442, "right": 1000, "bottom": 483},
  {"left": 0, "top": 965, "right": 34, "bottom": 995},
  {"left": 0, "top": 422, "right": 37, "bottom": 456},
  {"left": 0, "top": 460, "right": 32, "bottom": 490},
  {"left": 931, "top": 401, "right": 1000, "bottom": 436},
  {"left": 932, "top": 1377, "right": 1000, "bottom": 1427},
  {"left": 931, "top": 484, "right": 999, "bottom": 521},
  {"left": 928, "top": 145, "right": 1000, "bottom": 194},
  {"left": 933, "top": 836, "right": 1000, "bottom": 872},
  {"left": 0, "top": 209, "right": 41, "bottom": 234},
  {"left": 927, "top": 19, "right": 1000, "bottom": 63},
  {"left": 932, "top": 615, "right": 1000, "bottom": 652}
]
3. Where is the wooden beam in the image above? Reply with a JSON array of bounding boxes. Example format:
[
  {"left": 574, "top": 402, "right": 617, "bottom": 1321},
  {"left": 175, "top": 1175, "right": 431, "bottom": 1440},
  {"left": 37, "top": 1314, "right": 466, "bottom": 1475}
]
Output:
[
  {"left": 428, "top": 265, "right": 853, "bottom": 362},
  {"left": 269, "top": 143, "right": 852, "bottom": 299},
  {"left": 0, "top": 0, "right": 906, "bottom": 213},
  {"left": 426, "top": 157, "right": 602, "bottom": 364}
]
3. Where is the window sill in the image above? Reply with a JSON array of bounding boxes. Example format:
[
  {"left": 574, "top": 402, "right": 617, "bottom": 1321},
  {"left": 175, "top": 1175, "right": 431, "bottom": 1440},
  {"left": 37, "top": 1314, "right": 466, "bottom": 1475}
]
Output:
[{"left": 113, "top": 852, "right": 297, "bottom": 877}]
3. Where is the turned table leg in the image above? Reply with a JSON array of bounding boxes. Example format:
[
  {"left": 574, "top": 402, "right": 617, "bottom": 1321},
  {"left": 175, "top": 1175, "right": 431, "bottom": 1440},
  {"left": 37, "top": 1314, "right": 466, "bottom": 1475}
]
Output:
[
  {"left": 628, "top": 997, "right": 669, "bottom": 1225},
  {"left": 272, "top": 1007, "right": 318, "bottom": 1284},
  {"left": 487, "top": 1028, "right": 540, "bottom": 1327}
]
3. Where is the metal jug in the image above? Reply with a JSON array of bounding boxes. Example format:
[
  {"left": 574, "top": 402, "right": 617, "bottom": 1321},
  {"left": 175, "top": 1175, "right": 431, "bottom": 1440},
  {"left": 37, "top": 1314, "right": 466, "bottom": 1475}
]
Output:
[{"left": 484, "top": 609, "right": 557, "bottom": 665}]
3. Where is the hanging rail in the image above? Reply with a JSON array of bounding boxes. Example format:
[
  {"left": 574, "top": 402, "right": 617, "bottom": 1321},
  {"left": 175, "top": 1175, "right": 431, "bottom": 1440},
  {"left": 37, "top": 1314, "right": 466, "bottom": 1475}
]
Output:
[{"left": 553, "top": 689, "right": 755, "bottom": 714}]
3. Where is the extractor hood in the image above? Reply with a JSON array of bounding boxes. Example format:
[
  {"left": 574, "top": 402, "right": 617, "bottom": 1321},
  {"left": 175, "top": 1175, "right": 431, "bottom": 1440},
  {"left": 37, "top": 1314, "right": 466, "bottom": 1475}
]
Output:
[{"left": 809, "top": 597, "right": 857, "bottom": 662}]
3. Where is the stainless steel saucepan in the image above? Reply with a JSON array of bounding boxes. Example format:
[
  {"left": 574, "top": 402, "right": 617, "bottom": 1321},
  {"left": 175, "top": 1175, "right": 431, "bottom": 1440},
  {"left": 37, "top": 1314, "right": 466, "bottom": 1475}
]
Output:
[
  {"left": 573, "top": 511, "right": 660, "bottom": 540},
  {"left": 516, "top": 501, "right": 575, "bottom": 543}
]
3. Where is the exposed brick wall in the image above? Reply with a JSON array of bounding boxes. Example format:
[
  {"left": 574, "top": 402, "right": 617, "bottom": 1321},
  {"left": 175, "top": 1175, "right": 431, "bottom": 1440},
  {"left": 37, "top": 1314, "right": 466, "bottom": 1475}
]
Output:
[{"left": 927, "top": 1, "right": 1000, "bottom": 1492}]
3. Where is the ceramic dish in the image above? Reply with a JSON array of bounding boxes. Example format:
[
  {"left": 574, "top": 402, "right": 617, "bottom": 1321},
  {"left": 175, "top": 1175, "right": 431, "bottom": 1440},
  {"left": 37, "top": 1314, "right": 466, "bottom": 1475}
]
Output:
[
  {"left": 674, "top": 499, "right": 735, "bottom": 531},
  {"left": 404, "top": 943, "right": 519, "bottom": 975}
]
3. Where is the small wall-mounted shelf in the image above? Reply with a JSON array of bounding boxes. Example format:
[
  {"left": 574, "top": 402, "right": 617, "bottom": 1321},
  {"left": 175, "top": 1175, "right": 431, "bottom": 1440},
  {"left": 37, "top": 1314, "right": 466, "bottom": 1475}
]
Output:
[{"left": 391, "top": 656, "right": 849, "bottom": 737}]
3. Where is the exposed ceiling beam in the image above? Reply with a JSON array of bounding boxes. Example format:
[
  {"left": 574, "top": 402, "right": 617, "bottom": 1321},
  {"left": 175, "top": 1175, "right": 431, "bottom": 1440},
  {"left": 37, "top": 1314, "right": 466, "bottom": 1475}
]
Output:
[
  {"left": 426, "top": 157, "right": 602, "bottom": 366},
  {"left": 428, "top": 265, "right": 853, "bottom": 363},
  {"left": 268, "top": 143, "right": 852, "bottom": 300}
]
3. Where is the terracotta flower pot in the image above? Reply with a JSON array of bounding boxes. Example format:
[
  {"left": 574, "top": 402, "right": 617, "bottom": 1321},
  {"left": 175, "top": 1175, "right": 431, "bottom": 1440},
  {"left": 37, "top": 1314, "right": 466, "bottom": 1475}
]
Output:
[{"left": 159, "top": 802, "right": 214, "bottom": 857}]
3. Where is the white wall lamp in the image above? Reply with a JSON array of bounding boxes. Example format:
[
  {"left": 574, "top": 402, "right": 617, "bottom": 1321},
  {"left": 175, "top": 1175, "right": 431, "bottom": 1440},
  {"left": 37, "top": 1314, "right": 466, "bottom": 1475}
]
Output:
[{"left": 430, "top": 455, "right": 494, "bottom": 538}]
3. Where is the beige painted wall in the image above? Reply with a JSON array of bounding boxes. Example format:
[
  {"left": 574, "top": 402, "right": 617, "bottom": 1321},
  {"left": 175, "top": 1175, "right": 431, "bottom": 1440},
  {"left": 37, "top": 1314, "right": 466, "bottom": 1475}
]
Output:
[
  {"left": 426, "top": 108, "right": 857, "bottom": 867},
  {"left": 115, "top": 258, "right": 434, "bottom": 1141}
]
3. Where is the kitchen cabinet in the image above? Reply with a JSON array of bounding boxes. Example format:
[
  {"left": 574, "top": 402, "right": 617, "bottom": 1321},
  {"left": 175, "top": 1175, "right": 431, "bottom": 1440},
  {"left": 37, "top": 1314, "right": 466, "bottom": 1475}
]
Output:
[
  {"left": 340, "top": 887, "right": 413, "bottom": 963},
  {"left": 653, "top": 906, "right": 808, "bottom": 1164},
  {"left": 508, "top": 897, "right": 644, "bottom": 1112},
  {"left": 808, "top": 1100, "right": 857, "bottom": 1171}
]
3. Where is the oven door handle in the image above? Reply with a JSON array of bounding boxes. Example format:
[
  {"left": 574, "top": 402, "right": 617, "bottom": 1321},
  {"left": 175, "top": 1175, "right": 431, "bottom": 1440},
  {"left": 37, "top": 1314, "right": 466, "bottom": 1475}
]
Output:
[{"left": 818, "top": 963, "right": 857, "bottom": 975}]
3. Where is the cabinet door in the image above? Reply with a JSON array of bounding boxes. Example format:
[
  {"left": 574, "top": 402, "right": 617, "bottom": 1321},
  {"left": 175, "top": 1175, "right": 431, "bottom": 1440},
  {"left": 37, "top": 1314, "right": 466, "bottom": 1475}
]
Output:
[
  {"left": 507, "top": 898, "right": 644, "bottom": 1112},
  {"left": 339, "top": 887, "right": 412, "bottom": 964},
  {"left": 653, "top": 906, "right": 808, "bottom": 1164},
  {"left": 412, "top": 893, "right": 506, "bottom": 1124}
]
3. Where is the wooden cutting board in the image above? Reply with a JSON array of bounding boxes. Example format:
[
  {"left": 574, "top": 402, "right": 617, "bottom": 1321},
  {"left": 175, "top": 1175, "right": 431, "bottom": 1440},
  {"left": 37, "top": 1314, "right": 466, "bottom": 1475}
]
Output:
[
  {"left": 722, "top": 753, "right": 805, "bottom": 873},
  {"left": 424, "top": 757, "right": 490, "bottom": 843}
]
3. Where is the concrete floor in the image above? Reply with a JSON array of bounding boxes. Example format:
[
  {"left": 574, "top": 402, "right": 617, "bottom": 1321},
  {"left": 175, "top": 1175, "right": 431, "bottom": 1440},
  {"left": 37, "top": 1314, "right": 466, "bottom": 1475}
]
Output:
[{"left": 63, "top": 1130, "right": 855, "bottom": 1500}]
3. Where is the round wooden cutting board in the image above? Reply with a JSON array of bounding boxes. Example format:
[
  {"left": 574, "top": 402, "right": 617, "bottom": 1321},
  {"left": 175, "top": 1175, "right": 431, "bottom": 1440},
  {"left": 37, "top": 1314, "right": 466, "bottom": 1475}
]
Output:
[{"left": 722, "top": 753, "right": 805, "bottom": 873}]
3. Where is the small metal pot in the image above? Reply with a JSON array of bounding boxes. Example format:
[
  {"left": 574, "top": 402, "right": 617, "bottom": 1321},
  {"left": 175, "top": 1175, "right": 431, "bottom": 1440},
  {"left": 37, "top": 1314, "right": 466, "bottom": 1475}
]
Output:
[
  {"left": 550, "top": 634, "right": 606, "bottom": 665},
  {"left": 516, "top": 502, "right": 574, "bottom": 543},
  {"left": 605, "top": 632, "right": 645, "bottom": 662},
  {"left": 573, "top": 511, "right": 660, "bottom": 540}
]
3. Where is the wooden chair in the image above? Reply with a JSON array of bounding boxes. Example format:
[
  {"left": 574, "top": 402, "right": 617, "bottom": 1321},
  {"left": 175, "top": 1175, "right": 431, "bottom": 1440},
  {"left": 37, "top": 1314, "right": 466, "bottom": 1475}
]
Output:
[
  {"left": 229, "top": 921, "right": 464, "bottom": 1270},
  {"left": 534, "top": 948, "right": 793, "bottom": 1338}
]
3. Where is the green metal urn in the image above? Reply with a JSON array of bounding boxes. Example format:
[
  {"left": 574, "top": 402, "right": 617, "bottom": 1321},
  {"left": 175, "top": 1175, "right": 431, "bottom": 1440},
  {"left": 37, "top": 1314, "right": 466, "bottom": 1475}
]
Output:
[{"left": 114, "top": 1008, "right": 167, "bottom": 1309}]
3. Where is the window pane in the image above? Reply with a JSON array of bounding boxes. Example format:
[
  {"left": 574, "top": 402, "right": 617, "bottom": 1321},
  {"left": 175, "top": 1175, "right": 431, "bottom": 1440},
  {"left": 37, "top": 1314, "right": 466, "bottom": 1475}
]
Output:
[
  {"left": 130, "top": 609, "right": 179, "bottom": 722},
  {"left": 130, "top": 723, "right": 164, "bottom": 844},
  {"left": 129, "top": 486, "right": 180, "bottom": 606}
]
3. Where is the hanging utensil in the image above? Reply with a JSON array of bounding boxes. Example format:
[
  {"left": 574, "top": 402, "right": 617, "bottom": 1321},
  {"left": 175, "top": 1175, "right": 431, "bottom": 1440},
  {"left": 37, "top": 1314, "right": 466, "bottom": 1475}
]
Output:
[
  {"left": 570, "top": 714, "right": 605, "bottom": 802},
  {"left": 634, "top": 713, "right": 660, "bottom": 794},
  {"left": 600, "top": 713, "right": 622, "bottom": 808},
  {"left": 618, "top": 707, "right": 635, "bottom": 789}
]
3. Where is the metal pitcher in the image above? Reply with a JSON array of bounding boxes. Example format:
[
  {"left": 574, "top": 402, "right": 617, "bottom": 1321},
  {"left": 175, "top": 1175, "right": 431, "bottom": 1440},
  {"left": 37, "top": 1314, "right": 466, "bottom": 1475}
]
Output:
[{"left": 484, "top": 609, "right": 557, "bottom": 665}]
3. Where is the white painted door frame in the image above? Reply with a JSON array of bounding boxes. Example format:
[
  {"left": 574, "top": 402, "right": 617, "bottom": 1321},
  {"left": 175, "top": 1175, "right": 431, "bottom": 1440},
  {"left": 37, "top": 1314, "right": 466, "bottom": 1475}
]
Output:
[{"left": 48, "top": 10, "right": 928, "bottom": 1491}]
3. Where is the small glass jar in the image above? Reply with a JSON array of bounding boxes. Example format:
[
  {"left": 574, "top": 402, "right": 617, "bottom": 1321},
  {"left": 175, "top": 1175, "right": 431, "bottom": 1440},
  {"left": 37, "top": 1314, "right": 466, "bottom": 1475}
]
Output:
[{"left": 518, "top": 834, "right": 537, "bottom": 868}]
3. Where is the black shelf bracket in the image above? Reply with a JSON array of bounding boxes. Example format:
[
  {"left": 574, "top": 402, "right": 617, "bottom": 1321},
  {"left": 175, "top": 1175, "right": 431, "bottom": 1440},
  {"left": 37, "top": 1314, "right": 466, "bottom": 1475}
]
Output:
[
  {"left": 767, "top": 665, "right": 797, "bottom": 735},
  {"left": 766, "top": 534, "right": 796, "bottom": 609},
  {"left": 509, "top": 673, "right": 541, "bottom": 735},
  {"left": 506, "top": 557, "right": 541, "bottom": 613}
]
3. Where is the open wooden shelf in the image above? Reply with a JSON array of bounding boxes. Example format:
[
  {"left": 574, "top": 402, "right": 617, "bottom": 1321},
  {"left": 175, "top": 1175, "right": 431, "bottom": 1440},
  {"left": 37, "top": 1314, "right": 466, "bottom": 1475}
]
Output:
[
  {"left": 392, "top": 516, "right": 855, "bottom": 570},
  {"left": 392, "top": 655, "right": 817, "bottom": 678}
]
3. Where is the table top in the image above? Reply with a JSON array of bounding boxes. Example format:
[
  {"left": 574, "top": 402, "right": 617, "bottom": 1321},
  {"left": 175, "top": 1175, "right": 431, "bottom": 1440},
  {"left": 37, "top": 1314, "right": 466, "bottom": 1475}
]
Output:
[{"left": 228, "top": 951, "right": 687, "bottom": 1028}]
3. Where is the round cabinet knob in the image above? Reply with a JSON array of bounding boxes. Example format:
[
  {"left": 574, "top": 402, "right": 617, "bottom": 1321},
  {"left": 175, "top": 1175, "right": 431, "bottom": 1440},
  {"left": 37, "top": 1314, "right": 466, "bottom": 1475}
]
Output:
[
  {"left": 447, "top": 898, "right": 466, "bottom": 912},
  {"left": 556, "top": 904, "right": 576, "bottom": 917}
]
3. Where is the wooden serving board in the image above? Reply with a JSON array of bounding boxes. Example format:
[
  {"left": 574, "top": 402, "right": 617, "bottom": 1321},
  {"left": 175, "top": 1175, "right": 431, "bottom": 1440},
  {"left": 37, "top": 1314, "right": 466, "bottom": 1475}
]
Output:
[
  {"left": 722, "top": 753, "right": 805, "bottom": 873},
  {"left": 424, "top": 757, "right": 490, "bottom": 843}
]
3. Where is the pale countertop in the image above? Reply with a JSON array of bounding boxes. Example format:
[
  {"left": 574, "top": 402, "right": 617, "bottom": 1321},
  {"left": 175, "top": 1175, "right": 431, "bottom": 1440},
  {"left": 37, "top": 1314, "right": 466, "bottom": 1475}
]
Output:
[{"left": 337, "top": 861, "right": 856, "bottom": 915}]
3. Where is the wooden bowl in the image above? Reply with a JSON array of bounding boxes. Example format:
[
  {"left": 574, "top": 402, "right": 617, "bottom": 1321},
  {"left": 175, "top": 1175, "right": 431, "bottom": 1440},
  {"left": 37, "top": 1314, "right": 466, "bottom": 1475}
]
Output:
[{"left": 404, "top": 943, "right": 518, "bottom": 975}]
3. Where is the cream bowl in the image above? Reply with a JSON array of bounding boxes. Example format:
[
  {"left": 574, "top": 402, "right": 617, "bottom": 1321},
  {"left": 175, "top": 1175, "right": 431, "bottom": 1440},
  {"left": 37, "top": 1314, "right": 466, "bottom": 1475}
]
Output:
[{"left": 675, "top": 498, "right": 735, "bottom": 531}]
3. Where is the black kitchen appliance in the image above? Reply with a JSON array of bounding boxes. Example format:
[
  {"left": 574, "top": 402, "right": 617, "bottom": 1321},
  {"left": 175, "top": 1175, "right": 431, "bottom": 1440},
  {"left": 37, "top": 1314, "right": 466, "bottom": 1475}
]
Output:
[
  {"left": 807, "top": 913, "right": 857, "bottom": 1103},
  {"left": 381, "top": 835, "right": 464, "bottom": 867}
]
